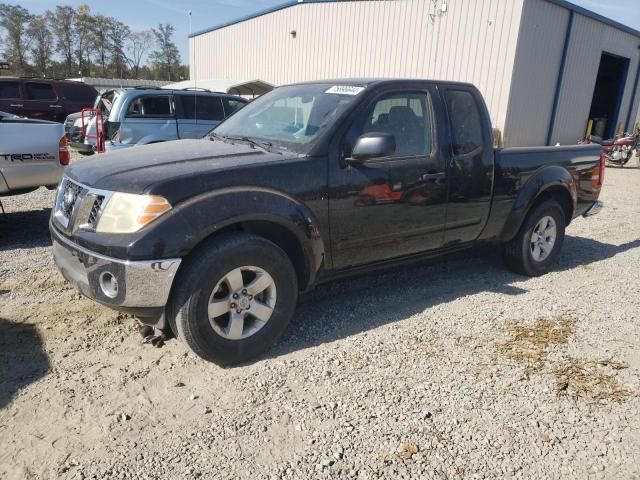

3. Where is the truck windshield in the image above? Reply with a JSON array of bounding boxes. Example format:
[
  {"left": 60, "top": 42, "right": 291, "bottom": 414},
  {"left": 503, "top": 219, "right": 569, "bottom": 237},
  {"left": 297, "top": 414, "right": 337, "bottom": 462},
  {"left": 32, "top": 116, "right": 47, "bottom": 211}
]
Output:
[{"left": 211, "top": 83, "right": 366, "bottom": 153}]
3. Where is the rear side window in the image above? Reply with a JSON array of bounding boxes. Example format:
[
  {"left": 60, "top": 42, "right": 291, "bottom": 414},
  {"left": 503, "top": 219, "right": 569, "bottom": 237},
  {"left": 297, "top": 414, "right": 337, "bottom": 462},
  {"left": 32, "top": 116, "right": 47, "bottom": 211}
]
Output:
[
  {"left": 444, "top": 90, "right": 484, "bottom": 155},
  {"left": 0, "top": 81, "right": 20, "bottom": 99},
  {"left": 25, "top": 82, "right": 56, "bottom": 100},
  {"left": 60, "top": 83, "right": 96, "bottom": 102},
  {"left": 222, "top": 98, "right": 247, "bottom": 116},
  {"left": 128, "top": 95, "right": 173, "bottom": 117},
  {"left": 180, "top": 95, "right": 224, "bottom": 121}
]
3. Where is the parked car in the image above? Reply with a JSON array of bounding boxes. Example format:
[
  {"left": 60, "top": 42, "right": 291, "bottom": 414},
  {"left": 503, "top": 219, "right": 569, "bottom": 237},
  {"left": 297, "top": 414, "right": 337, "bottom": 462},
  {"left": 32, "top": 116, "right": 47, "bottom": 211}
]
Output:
[
  {"left": 0, "top": 111, "right": 69, "bottom": 197},
  {"left": 50, "top": 79, "right": 604, "bottom": 365},
  {"left": 0, "top": 77, "right": 97, "bottom": 123},
  {"left": 66, "top": 87, "right": 248, "bottom": 153}
]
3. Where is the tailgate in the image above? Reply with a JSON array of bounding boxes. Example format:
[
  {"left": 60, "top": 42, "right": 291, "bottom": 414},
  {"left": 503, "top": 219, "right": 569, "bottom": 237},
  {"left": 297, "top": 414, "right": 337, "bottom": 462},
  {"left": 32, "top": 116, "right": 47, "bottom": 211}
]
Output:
[{"left": 0, "top": 121, "right": 66, "bottom": 191}]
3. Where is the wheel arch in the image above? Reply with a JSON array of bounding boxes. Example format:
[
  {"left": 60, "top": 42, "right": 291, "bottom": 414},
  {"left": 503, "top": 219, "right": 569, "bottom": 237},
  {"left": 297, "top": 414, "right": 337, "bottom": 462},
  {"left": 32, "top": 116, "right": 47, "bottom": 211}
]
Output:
[
  {"left": 498, "top": 166, "right": 576, "bottom": 242},
  {"left": 135, "top": 187, "right": 326, "bottom": 293}
]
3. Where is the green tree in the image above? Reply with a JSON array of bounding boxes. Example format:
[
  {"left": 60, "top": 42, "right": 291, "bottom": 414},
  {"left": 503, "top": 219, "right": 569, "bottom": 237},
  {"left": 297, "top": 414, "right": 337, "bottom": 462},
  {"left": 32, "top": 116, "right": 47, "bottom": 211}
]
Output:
[
  {"left": 0, "top": 3, "right": 33, "bottom": 74},
  {"left": 27, "top": 15, "right": 53, "bottom": 76},
  {"left": 149, "top": 23, "right": 180, "bottom": 81},
  {"left": 49, "top": 6, "right": 75, "bottom": 77}
]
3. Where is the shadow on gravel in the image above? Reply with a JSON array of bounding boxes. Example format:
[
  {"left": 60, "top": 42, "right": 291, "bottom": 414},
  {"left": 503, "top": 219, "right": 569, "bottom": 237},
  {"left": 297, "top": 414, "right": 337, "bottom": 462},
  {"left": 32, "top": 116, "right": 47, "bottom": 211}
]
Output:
[
  {"left": 0, "top": 318, "right": 50, "bottom": 409},
  {"left": 260, "top": 235, "right": 640, "bottom": 363},
  {"left": 0, "top": 208, "right": 52, "bottom": 252}
]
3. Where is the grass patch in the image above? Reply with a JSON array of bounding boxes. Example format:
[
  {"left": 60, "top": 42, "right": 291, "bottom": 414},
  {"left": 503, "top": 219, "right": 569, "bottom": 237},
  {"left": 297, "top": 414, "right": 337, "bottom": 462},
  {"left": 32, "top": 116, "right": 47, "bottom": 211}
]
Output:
[
  {"left": 496, "top": 317, "right": 576, "bottom": 374},
  {"left": 553, "top": 358, "right": 632, "bottom": 405}
]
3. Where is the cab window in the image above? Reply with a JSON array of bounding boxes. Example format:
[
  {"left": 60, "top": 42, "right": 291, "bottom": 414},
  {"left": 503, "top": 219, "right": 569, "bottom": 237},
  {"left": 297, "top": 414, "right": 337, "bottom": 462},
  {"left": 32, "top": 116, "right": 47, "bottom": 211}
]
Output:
[
  {"left": 444, "top": 90, "right": 484, "bottom": 155},
  {"left": 345, "top": 92, "right": 435, "bottom": 158},
  {"left": 127, "top": 95, "right": 173, "bottom": 117},
  {"left": 180, "top": 95, "right": 224, "bottom": 121},
  {"left": 25, "top": 82, "right": 56, "bottom": 100},
  {"left": 0, "top": 81, "right": 20, "bottom": 99}
]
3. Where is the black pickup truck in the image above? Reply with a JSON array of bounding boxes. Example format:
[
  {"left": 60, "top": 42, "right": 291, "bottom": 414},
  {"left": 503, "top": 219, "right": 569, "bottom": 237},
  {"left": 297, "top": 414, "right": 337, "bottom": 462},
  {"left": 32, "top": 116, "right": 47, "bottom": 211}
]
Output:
[{"left": 50, "top": 79, "right": 604, "bottom": 364}]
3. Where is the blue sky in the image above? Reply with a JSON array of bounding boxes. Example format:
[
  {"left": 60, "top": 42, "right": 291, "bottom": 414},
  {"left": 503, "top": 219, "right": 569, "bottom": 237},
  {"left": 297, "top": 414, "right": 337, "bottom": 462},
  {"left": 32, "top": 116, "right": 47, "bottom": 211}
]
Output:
[{"left": 14, "top": 0, "right": 640, "bottom": 64}]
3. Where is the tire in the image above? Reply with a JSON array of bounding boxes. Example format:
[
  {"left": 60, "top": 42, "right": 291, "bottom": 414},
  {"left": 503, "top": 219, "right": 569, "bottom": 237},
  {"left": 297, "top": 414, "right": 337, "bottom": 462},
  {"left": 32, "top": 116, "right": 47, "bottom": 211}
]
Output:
[
  {"left": 503, "top": 200, "right": 566, "bottom": 277},
  {"left": 168, "top": 233, "right": 299, "bottom": 365}
]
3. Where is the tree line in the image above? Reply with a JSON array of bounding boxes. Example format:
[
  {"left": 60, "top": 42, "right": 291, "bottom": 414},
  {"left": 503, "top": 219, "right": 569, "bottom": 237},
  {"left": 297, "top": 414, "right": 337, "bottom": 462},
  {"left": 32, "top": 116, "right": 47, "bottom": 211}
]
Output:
[{"left": 0, "top": 3, "right": 187, "bottom": 81}]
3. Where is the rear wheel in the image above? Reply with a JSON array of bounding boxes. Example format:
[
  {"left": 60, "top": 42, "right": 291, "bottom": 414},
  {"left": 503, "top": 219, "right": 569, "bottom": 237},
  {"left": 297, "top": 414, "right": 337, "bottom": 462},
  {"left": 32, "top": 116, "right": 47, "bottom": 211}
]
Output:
[
  {"left": 168, "top": 233, "right": 298, "bottom": 365},
  {"left": 503, "top": 200, "right": 566, "bottom": 276}
]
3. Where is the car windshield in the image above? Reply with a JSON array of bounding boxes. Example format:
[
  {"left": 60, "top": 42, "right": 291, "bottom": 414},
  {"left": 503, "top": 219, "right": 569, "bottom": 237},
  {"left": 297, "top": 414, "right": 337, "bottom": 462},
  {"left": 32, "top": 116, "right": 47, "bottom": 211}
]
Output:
[{"left": 211, "top": 83, "right": 366, "bottom": 153}]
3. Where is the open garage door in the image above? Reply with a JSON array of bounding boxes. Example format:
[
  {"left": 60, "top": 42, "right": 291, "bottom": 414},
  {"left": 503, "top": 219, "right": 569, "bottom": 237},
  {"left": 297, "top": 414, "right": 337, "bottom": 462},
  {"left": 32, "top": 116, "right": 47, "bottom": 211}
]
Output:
[{"left": 588, "top": 53, "right": 629, "bottom": 139}]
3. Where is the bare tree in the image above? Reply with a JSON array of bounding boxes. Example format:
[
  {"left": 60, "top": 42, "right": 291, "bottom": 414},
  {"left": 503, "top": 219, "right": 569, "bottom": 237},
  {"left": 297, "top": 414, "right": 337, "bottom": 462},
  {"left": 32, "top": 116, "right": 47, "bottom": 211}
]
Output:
[
  {"left": 0, "top": 3, "right": 33, "bottom": 74},
  {"left": 125, "top": 30, "right": 153, "bottom": 79}
]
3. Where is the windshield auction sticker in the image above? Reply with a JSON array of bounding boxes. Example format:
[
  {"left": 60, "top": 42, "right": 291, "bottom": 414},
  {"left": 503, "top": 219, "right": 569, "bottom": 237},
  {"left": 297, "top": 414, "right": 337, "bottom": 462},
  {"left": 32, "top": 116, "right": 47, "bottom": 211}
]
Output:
[{"left": 325, "top": 85, "right": 366, "bottom": 95}]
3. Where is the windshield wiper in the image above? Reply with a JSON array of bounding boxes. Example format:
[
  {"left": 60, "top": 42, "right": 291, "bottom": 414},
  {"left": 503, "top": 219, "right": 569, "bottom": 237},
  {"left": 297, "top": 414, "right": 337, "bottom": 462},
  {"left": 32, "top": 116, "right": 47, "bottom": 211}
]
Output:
[
  {"left": 208, "top": 132, "right": 223, "bottom": 141},
  {"left": 221, "top": 135, "right": 275, "bottom": 153}
]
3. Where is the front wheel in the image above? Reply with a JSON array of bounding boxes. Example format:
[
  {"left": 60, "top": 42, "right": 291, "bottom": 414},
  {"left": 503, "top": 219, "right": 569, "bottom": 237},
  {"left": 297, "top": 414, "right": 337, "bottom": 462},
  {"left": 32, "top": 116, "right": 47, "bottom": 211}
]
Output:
[
  {"left": 168, "top": 233, "right": 299, "bottom": 365},
  {"left": 503, "top": 200, "right": 566, "bottom": 276}
]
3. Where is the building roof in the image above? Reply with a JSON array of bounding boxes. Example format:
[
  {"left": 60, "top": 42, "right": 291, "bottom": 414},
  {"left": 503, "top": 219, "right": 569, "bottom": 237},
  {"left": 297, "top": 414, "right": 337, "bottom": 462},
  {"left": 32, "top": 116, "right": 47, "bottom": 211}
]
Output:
[{"left": 189, "top": 0, "right": 640, "bottom": 39}]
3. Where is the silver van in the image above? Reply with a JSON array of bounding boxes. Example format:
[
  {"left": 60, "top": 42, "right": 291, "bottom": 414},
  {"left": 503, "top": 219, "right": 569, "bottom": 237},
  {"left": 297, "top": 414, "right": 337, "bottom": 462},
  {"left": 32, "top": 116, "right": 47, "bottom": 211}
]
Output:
[{"left": 71, "top": 88, "right": 248, "bottom": 152}]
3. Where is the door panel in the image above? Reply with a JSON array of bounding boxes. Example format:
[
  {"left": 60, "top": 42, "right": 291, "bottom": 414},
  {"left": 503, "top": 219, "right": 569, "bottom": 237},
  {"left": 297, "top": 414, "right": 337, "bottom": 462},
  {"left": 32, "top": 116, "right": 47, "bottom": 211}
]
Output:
[
  {"left": 329, "top": 86, "right": 449, "bottom": 269},
  {"left": 442, "top": 88, "right": 495, "bottom": 245}
]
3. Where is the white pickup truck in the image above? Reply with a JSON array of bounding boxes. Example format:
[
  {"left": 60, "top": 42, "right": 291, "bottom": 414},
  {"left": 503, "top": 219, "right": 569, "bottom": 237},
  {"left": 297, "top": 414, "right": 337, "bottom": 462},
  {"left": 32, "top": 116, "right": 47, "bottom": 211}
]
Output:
[{"left": 0, "top": 111, "right": 69, "bottom": 197}]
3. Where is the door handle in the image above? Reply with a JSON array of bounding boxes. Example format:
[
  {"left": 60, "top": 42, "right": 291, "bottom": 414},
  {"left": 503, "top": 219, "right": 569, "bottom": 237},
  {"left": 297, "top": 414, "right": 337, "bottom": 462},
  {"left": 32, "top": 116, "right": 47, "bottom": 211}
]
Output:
[
  {"left": 49, "top": 105, "right": 62, "bottom": 108},
  {"left": 421, "top": 172, "right": 446, "bottom": 181},
  {"left": 10, "top": 104, "right": 23, "bottom": 108}
]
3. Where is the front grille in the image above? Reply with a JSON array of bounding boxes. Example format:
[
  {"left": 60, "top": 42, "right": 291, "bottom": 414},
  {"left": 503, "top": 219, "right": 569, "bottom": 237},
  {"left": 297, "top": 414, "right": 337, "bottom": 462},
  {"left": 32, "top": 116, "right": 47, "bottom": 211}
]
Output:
[
  {"left": 60, "top": 180, "right": 84, "bottom": 219},
  {"left": 54, "top": 178, "right": 88, "bottom": 230},
  {"left": 87, "top": 196, "right": 104, "bottom": 228}
]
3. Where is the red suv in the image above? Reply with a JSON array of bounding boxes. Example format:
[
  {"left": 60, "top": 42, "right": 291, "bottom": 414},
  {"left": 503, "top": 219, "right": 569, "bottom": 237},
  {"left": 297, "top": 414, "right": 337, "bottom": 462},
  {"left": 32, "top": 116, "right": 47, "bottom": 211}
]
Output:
[{"left": 0, "top": 77, "right": 98, "bottom": 123}]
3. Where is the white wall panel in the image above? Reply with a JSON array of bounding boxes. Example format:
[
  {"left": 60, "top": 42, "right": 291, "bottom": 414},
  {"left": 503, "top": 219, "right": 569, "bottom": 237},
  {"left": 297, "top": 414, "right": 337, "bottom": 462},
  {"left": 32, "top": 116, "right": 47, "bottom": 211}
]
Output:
[
  {"left": 504, "top": 0, "right": 569, "bottom": 146},
  {"left": 190, "top": 0, "right": 525, "bottom": 133}
]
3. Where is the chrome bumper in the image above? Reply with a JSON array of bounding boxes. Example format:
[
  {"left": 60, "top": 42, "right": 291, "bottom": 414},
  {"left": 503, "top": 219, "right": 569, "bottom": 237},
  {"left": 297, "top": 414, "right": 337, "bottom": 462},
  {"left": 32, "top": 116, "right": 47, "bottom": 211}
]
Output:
[
  {"left": 52, "top": 232, "right": 181, "bottom": 309},
  {"left": 583, "top": 200, "right": 604, "bottom": 217}
]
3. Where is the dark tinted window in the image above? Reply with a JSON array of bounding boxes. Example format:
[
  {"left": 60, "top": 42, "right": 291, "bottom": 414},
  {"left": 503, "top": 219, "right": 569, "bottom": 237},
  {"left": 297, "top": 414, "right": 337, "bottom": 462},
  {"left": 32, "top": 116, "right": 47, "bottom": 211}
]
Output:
[
  {"left": 180, "top": 95, "right": 224, "bottom": 121},
  {"left": 445, "top": 90, "right": 484, "bottom": 155},
  {"left": 346, "top": 92, "right": 434, "bottom": 157},
  {"left": 0, "top": 81, "right": 20, "bottom": 99},
  {"left": 128, "top": 95, "right": 173, "bottom": 116},
  {"left": 60, "top": 83, "right": 96, "bottom": 102},
  {"left": 25, "top": 82, "right": 56, "bottom": 100},
  {"left": 222, "top": 98, "right": 247, "bottom": 116}
]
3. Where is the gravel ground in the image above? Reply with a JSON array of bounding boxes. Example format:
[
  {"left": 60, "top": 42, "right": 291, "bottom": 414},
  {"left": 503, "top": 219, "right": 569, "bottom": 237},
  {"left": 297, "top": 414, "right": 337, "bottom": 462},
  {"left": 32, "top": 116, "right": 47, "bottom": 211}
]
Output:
[{"left": 0, "top": 162, "right": 639, "bottom": 480}]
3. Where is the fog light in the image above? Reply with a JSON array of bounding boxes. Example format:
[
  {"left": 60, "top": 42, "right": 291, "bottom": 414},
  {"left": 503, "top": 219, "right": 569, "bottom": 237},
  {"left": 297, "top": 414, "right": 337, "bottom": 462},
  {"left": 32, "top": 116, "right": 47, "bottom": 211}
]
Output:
[{"left": 99, "top": 271, "right": 119, "bottom": 299}]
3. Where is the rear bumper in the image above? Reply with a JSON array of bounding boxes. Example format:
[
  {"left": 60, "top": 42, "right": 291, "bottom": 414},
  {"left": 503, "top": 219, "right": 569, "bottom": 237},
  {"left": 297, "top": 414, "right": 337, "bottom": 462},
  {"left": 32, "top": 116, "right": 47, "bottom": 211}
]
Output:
[
  {"left": 70, "top": 141, "right": 94, "bottom": 153},
  {"left": 583, "top": 200, "right": 604, "bottom": 217},
  {"left": 51, "top": 225, "right": 181, "bottom": 313}
]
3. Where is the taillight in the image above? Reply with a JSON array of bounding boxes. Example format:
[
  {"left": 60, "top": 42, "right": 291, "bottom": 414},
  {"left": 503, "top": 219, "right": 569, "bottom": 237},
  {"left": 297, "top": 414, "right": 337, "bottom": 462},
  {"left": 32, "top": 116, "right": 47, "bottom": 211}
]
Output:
[
  {"left": 59, "top": 135, "right": 70, "bottom": 166},
  {"left": 598, "top": 151, "right": 606, "bottom": 186}
]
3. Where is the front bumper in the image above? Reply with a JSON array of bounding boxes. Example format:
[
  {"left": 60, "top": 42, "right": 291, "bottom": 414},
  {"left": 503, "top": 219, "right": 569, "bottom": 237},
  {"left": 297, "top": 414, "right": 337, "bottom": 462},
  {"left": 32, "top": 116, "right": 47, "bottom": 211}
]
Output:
[
  {"left": 583, "top": 200, "right": 604, "bottom": 217},
  {"left": 51, "top": 227, "right": 181, "bottom": 313}
]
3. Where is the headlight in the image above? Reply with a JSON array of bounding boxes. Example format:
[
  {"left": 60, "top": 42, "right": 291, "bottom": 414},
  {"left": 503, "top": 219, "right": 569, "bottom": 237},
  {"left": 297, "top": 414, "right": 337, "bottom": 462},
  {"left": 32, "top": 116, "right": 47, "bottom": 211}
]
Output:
[{"left": 96, "top": 193, "right": 172, "bottom": 233}]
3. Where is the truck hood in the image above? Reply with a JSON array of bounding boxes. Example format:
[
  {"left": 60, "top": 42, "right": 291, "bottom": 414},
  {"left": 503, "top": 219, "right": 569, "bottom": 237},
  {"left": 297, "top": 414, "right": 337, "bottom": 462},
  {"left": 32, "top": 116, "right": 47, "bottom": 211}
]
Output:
[{"left": 66, "top": 138, "right": 293, "bottom": 192}]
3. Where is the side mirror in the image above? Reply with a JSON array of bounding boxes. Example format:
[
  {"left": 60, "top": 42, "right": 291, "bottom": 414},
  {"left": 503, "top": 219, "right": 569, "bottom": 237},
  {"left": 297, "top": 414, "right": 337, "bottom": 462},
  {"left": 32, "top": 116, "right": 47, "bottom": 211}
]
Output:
[{"left": 348, "top": 132, "right": 396, "bottom": 164}]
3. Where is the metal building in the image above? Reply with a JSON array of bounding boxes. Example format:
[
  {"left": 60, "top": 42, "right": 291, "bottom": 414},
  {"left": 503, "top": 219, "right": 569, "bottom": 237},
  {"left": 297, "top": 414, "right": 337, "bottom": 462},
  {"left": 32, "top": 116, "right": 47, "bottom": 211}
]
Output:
[{"left": 189, "top": 0, "right": 640, "bottom": 147}]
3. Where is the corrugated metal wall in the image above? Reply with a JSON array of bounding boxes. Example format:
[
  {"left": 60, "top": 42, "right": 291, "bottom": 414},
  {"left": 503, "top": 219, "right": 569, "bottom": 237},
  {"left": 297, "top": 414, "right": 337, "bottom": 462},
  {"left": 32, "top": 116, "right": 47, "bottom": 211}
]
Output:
[
  {"left": 190, "top": 0, "right": 525, "bottom": 132},
  {"left": 505, "top": 0, "right": 640, "bottom": 146},
  {"left": 503, "top": 0, "right": 570, "bottom": 146}
]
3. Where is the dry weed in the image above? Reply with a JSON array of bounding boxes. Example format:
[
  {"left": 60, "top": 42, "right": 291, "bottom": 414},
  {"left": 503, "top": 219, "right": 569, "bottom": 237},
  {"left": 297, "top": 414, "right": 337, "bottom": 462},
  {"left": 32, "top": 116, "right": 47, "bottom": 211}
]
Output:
[
  {"left": 496, "top": 317, "right": 576, "bottom": 373},
  {"left": 553, "top": 358, "right": 632, "bottom": 405}
]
